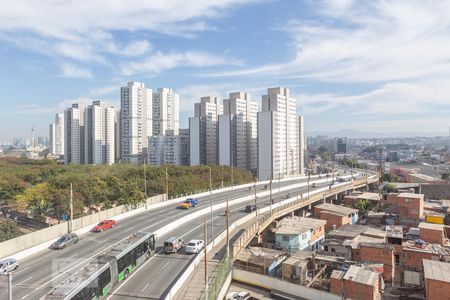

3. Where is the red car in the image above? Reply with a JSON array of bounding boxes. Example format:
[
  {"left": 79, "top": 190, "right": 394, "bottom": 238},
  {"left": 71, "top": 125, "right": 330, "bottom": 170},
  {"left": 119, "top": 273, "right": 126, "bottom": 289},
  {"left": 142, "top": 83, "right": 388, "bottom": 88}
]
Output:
[{"left": 92, "top": 220, "right": 116, "bottom": 232}]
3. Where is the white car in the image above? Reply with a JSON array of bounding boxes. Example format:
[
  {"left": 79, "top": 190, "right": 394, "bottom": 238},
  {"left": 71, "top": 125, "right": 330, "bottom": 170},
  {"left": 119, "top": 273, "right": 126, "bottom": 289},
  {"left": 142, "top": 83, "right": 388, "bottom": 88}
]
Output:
[
  {"left": 226, "top": 291, "right": 251, "bottom": 300},
  {"left": 0, "top": 258, "right": 18, "bottom": 274},
  {"left": 185, "top": 239, "right": 205, "bottom": 254}
]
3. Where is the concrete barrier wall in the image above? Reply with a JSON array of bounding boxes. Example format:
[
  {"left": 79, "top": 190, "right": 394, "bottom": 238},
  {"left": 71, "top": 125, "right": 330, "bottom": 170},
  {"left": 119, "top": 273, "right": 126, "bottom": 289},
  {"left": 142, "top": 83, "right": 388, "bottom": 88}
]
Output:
[
  {"left": 233, "top": 269, "right": 340, "bottom": 300},
  {"left": 0, "top": 194, "right": 166, "bottom": 260}
]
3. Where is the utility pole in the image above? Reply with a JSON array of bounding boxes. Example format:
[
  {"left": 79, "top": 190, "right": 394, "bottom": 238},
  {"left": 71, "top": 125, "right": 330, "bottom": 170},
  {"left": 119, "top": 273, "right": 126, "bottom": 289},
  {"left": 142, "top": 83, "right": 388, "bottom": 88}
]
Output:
[
  {"left": 221, "top": 165, "right": 224, "bottom": 188},
  {"left": 209, "top": 166, "right": 213, "bottom": 240},
  {"left": 165, "top": 166, "right": 169, "bottom": 198},
  {"left": 144, "top": 159, "right": 148, "bottom": 209},
  {"left": 269, "top": 176, "right": 273, "bottom": 216},
  {"left": 69, "top": 183, "right": 73, "bottom": 232},
  {"left": 8, "top": 272, "right": 12, "bottom": 300},
  {"left": 226, "top": 197, "right": 230, "bottom": 258},
  {"left": 254, "top": 180, "right": 257, "bottom": 216},
  {"left": 204, "top": 218, "right": 208, "bottom": 300},
  {"left": 278, "top": 170, "right": 281, "bottom": 202},
  {"left": 307, "top": 171, "right": 310, "bottom": 198}
]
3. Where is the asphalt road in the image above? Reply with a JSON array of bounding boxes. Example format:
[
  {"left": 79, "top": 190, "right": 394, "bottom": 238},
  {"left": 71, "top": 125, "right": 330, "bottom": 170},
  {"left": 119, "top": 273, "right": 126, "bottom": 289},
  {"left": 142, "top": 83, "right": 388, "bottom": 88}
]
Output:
[
  {"left": 0, "top": 173, "right": 346, "bottom": 300},
  {"left": 108, "top": 171, "right": 365, "bottom": 300}
]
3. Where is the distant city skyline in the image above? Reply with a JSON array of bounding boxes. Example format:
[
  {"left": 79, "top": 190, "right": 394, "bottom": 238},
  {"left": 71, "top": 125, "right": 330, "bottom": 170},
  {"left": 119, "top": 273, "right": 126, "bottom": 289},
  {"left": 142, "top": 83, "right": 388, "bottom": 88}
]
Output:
[{"left": 1, "top": 1, "right": 450, "bottom": 139}]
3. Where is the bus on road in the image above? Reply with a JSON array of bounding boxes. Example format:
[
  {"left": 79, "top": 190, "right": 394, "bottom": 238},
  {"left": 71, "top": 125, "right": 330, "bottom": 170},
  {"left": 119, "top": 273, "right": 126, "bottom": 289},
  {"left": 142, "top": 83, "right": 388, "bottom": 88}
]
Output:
[{"left": 44, "top": 231, "right": 156, "bottom": 300}]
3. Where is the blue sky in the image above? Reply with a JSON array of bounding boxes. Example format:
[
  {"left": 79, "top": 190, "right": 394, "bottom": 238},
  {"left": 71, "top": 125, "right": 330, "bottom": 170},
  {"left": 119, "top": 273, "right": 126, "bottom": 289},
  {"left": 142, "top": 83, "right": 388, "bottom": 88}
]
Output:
[{"left": 0, "top": 0, "right": 449, "bottom": 140}]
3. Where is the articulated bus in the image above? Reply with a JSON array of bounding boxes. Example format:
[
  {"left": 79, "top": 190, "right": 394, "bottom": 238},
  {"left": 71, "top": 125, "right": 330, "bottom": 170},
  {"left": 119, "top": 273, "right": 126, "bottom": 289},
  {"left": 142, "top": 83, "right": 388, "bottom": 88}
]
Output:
[{"left": 44, "top": 231, "right": 156, "bottom": 300}]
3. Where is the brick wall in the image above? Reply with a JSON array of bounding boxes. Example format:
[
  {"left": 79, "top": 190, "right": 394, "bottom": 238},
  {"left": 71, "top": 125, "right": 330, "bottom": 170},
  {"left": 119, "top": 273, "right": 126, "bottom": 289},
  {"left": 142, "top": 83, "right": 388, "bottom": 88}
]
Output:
[
  {"left": 360, "top": 244, "right": 395, "bottom": 282},
  {"left": 330, "top": 278, "right": 379, "bottom": 300},
  {"left": 402, "top": 249, "right": 435, "bottom": 269},
  {"left": 425, "top": 278, "right": 450, "bottom": 300},
  {"left": 397, "top": 195, "right": 424, "bottom": 221},
  {"left": 419, "top": 227, "right": 443, "bottom": 245},
  {"left": 310, "top": 224, "right": 325, "bottom": 242},
  {"left": 319, "top": 211, "right": 349, "bottom": 231}
]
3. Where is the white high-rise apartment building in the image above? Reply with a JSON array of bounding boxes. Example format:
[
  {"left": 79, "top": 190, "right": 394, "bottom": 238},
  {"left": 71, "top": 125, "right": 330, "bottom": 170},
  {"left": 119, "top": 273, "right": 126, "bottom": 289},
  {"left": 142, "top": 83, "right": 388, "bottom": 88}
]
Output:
[
  {"left": 64, "top": 104, "right": 85, "bottom": 164},
  {"left": 153, "top": 88, "right": 179, "bottom": 136},
  {"left": 190, "top": 96, "right": 222, "bottom": 165},
  {"left": 148, "top": 129, "right": 189, "bottom": 166},
  {"left": 258, "top": 87, "right": 300, "bottom": 180},
  {"left": 49, "top": 113, "right": 65, "bottom": 157},
  {"left": 120, "top": 82, "right": 152, "bottom": 163},
  {"left": 219, "top": 92, "right": 258, "bottom": 172},
  {"left": 84, "top": 101, "right": 116, "bottom": 165}
]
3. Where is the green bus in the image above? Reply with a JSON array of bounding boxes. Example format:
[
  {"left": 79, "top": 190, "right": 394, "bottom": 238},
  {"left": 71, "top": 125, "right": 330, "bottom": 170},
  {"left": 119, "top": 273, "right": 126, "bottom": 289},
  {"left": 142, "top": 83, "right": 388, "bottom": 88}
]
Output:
[{"left": 44, "top": 231, "right": 156, "bottom": 300}]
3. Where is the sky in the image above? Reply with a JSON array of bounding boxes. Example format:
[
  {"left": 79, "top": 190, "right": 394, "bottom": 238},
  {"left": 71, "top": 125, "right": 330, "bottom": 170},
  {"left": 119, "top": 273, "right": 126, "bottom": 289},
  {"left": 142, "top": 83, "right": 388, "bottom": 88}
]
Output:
[{"left": 0, "top": 0, "right": 449, "bottom": 140}]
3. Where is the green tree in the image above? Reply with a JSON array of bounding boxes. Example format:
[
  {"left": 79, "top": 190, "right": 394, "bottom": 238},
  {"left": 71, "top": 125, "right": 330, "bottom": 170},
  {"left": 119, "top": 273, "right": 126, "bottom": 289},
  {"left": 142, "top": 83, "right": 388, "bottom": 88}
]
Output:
[
  {"left": 383, "top": 173, "right": 400, "bottom": 182},
  {"left": 442, "top": 173, "right": 450, "bottom": 181},
  {"left": 355, "top": 199, "right": 370, "bottom": 216},
  {"left": 384, "top": 183, "right": 398, "bottom": 193},
  {"left": 0, "top": 221, "right": 22, "bottom": 242}
]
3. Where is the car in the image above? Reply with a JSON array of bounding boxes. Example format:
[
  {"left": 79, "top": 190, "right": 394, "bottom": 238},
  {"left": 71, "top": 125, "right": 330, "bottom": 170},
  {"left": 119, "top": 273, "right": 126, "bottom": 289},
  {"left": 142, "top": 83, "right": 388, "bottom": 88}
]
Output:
[
  {"left": 311, "top": 183, "right": 317, "bottom": 188},
  {"left": 244, "top": 205, "right": 256, "bottom": 213},
  {"left": 178, "top": 198, "right": 199, "bottom": 209},
  {"left": 0, "top": 258, "right": 18, "bottom": 274},
  {"left": 185, "top": 239, "right": 205, "bottom": 254},
  {"left": 92, "top": 220, "right": 116, "bottom": 232},
  {"left": 226, "top": 291, "right": 251, "bottom": 300},
  {"left": 164, "top": 237, "right": 185, "bottom": 253},
  {"left": 51, "top": 233, "right": 79, "bottom": 249}
]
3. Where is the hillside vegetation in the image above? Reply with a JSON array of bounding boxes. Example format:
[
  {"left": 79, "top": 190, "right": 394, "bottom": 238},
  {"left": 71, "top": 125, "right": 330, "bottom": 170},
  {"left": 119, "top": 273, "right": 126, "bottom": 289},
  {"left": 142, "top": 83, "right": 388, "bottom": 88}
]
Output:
[{"left": 0, "top": 158, "right": 253, "bottom": 221}]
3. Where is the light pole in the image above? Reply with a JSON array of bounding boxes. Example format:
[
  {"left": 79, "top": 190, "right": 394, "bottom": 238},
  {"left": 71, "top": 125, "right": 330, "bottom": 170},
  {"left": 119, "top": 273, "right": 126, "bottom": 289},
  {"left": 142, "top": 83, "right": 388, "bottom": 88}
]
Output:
[
  {"left": 143, "top": 159, "right": 147, "bottom": 209},
  {"left": 209, "top": 166, "right": 213, "bottom": 240},
  {"left": 204, "top": 218, "right": 208, "bottom": 300},
  {"left": 254, "top": 180, "right": 257, "bottom": 216},
  {"left": 165, "top": 166, "right": 169, "bottom": 198},
  {"left": 69, "top": 183, "right": 73, "bottom": 232},
  {"left": 226, "top": 196, "right": 230, "bottom": 258},
  {"left": 269, "top": 176, "right": 273, "bottom": 216},
  {"left": 1, "top": 273, "right": 12, "bottom": 300}
]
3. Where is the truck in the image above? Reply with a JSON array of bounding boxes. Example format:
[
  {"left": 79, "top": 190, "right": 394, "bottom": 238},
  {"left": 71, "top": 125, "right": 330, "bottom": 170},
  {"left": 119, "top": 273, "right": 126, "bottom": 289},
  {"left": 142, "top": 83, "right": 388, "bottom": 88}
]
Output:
[{"left": 178, "top": 198, "right": 199, "bottom": 209}]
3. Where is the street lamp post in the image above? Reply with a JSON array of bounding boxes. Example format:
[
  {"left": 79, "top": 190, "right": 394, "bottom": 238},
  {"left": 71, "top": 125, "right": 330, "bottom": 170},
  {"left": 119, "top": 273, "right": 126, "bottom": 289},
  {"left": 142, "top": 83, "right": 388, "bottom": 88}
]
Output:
[
  {"left": 209, "top": 166, "right": 213, "bottom": 240},
  {"left": 254, "top": 180, "right": 257, "bottom": 216},
  {"left": 269, "top": 176, "right": 273, "bottom": 216},
  {"left": 69, "top": 183, "right": 73, "bottom": 232},
  {"left": 143, "top": 159, "right": 148, "bottom": 209},
  {"left": 1, "top": 273, "right": 12, "bottom": 300}
]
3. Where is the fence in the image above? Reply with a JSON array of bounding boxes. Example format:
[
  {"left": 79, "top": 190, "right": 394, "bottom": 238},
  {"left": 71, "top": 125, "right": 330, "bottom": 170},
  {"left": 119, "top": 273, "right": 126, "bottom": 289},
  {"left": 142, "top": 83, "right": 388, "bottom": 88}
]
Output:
[
  {"left": 0, "top": 194, "right": 166, "bottom": 259},
  {"left": 211, "top": 175, "right": 379, "bottom": 299}
]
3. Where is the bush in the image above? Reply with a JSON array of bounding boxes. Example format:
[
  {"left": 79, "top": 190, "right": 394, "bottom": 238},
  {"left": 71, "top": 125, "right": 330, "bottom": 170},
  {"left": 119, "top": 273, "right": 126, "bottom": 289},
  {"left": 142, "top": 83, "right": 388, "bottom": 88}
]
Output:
[{"left": 0, "top": 221, "right": 22, "bottom": 242}]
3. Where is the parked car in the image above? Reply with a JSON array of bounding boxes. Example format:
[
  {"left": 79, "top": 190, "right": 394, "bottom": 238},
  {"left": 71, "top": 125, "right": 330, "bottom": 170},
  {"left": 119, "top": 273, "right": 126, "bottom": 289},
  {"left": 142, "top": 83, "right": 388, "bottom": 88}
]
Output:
[
  {"left": 185, "top": 239, "right": 205, "bottom": 254},
  {"left": 244, "top": 205, "right": 256, "bottom": 213},
  {"left": 178, "top": 198, "right": 199, "bottom": 209},
  {"left": 226, "top": 291, "right": 251, "bottom": 300},
  {"left": 0, "top": 258, "right": 18, "bottom": 274},
  {"left": 51, "top": 233, "right": 79, "bottom": 249},
  {"left": 92, "top": 220, "right": 116, "bottom": 232},
  {"left": 164, "top": 237, "right": 185, "bottom": 253}
]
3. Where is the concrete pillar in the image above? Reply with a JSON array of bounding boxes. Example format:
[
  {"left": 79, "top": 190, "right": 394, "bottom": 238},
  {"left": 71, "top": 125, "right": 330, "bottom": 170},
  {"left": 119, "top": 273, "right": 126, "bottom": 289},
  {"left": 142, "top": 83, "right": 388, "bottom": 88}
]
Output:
[
  {"left": 308, "top": 204, "right": 312, "bottom": 210},
  {"left": 290, "top": 211, "right": 294, "bottom": 217},
  {"left": 302, "top": 210, "right": 306, "bottom": 217}
]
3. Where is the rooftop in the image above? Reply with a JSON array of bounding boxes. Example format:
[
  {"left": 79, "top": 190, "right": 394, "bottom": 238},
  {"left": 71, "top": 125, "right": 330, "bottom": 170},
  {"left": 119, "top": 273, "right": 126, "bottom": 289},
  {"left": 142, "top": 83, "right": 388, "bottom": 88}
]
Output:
[
  {"left": 343, "top": 265, "right": 379, "bottom": 287},
  {"left": 358, "top": 192, "right": 382, "bottom": 202},
  {"left": 327, "top": 224, "right": 369, "bottom": 240},
  {"left": 236, "top": 247, "right": 286, "bottom": 267},
  {"left": 385, "top": 225, "right": 404, "bottom": 239},
  {"left": 402, "top": 240, "right": 450, "bottom": 255},
  {"left": 418, "top": 222, "right": 444, "bottom": 232},
  {"left": 423, "top": 259, "right": 450, "bottom": 282},
  {"left": 315, "top": 203, "right": 359, "bottom": 216},
  {"left": 397, "top": 192, "right": 424, "bottom": 199},
  {"left": 274, "top": 217, "right": 326, "bottom": 235}
]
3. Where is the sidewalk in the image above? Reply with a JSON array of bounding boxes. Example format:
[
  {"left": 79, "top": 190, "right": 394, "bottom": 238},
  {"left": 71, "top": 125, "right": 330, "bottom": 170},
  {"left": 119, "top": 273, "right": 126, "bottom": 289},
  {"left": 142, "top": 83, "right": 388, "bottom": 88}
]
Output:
[{"left": 175, "top": 220, "right": 252, "bottom": 299}]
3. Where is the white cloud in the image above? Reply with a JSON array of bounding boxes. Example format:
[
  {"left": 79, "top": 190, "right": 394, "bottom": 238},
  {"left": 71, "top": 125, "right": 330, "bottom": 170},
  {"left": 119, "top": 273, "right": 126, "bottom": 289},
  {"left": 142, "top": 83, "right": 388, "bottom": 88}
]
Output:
[
  {"left": 89, "top": 85, "right": 119, "bottom": 97},
  {"left": 121, "top": 51, "right": 240, "bottom": 75},
  {"left": 60, "top": 63, "right": 93, "bottom": 79},
  {"left": 0, "top": 0, "right": 257, "bottom": 67}
]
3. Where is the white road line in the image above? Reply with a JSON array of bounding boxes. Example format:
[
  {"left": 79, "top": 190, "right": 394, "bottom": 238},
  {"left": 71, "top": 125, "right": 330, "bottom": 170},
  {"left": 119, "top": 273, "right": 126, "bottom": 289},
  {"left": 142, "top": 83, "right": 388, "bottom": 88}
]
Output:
[
  {"left": 140, "top": 261, "right": 170, "bottom": 293},
  {"left": 16, "top": 276, "right": 32, "bottom": 286},
  {"left": 106, "top": 249, "right": 164, "bottom": 299},
  {"left": 123, "top": 225, "right": 137, "bottom": 233}
]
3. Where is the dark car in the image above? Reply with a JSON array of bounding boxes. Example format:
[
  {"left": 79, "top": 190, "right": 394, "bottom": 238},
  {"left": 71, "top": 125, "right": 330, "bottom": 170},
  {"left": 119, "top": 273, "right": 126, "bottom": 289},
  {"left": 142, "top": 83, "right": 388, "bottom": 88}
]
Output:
[
  {"left": 92, "top": 220, "right": 116, "bottom": 232},
  {"left": 51, "top": 233, "right": 79, "bottom": 249},
  {"left": 245, "top": 205, "right": 256, "bottom": 213}
]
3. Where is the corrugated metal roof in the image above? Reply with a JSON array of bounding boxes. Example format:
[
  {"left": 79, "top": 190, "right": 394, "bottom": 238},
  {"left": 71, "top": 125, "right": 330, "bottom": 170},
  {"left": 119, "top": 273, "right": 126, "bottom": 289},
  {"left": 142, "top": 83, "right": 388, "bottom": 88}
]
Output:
[{"left": 423, "top": 259, "right": 450, "bottom": 282}]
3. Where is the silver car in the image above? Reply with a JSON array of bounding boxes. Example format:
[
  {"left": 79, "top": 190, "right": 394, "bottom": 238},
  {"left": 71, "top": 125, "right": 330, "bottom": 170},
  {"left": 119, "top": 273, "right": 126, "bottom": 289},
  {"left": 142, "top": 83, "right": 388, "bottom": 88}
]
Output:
[
  {"left": 51, "top": 233, "right": 79, "bottom": 249},
  {"left": 0, "top": 258, "right": 18, "bottom": 273}
]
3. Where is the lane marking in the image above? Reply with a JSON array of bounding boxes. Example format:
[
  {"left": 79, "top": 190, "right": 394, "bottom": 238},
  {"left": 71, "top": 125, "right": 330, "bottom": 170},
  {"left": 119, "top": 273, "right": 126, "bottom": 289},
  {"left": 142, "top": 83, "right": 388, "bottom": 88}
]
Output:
[
  {"left": 106, "top": 249, "right": 164, "bottom": 299},
  {"left": 140, "top": 261, "right": 170, "bottom": 293},
  {"left": 16, "top": 276, "right": 32, "bottom": 286}
]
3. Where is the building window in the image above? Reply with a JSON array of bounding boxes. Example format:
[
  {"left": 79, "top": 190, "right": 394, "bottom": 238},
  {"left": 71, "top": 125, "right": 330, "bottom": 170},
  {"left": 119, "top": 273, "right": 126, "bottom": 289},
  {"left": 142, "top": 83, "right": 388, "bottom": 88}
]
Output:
[
  {"left": 331, "top": 248, "right": 336, "bottom": 253},
  {"left": 324, "top": 246, "right": 328, "bottom": 251}
]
